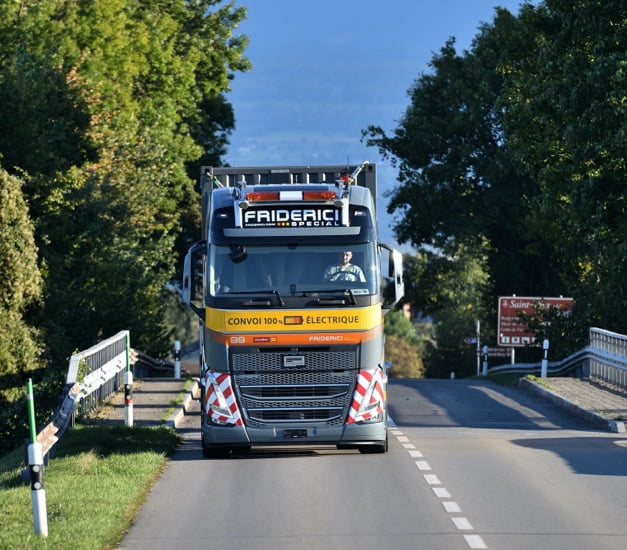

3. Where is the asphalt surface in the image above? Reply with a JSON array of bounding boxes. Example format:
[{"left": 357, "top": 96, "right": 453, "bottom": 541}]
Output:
[
  {"left": 95, "top": 373, "right": 627, "bottom": 434},
  {"left": 116, "top": 375, "right": 627, "bottom": 550}
]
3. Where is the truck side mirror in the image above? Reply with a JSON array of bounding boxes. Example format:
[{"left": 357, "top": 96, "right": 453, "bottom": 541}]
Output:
[
  {"left": 379, "top": 244, "right": 404, "bottom": 313},
  {"left": 182, "top": 240, "right": 206, "bottom": 318}
]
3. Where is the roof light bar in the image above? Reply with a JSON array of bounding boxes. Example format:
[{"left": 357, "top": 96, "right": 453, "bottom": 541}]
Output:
[
  {"left": 303, "top": 191, "right": 337, "bottom": 200},
  {"left": 244, "top": 190, "right": 338, "bottom": 201},
  {"left": 245, "top": 191, "right": 279, "bottom": 201}
]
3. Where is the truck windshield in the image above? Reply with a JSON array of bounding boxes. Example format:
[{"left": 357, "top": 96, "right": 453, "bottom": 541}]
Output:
[{"left": 208, "top": 243, "right": 378, "bottom": 297}]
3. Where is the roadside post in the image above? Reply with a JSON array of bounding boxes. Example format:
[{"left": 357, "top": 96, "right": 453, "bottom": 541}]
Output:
[
  {"left": 476, "top": 320, "right": 481, "bottom": 376},
  {"left": 26, "top": 379, "right": 48, "bottom": 537},
  {"left": 124, "top": 333, "right": 133, "bottom": 427},
  {"left": 174, "top": 340, "right": 181, "bottom": 379},
  {"left": 541, "top": 339, "right": 550, "bottom": 378}
]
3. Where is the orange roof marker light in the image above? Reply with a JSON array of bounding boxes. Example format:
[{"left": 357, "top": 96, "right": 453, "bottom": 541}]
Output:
[
  {"left": 245, "top": 191, "right": 279, "bottom": 201},
  {"left": 303, "top": 191, "right": 337, "bottom": 201}
]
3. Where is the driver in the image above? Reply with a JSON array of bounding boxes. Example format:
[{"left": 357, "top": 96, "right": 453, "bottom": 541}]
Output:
[{"left": 323, "top": 251, "right": 366, "bottom": 283}]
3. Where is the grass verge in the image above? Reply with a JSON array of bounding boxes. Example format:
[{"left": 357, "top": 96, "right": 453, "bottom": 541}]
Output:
[
  {"left": 0, "top": 424, "right": 179, "bottom": 549},
  {"left": 161, "top": 378, "right": 195, "bottom": 420},
  {"left": 524, "top": 374, "right": 555, "bottom": 391}
]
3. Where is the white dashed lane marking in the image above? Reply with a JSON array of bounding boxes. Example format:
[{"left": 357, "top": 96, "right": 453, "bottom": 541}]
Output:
[
  {"left": 443, "top": 501, "right": 462, "bottom": 513},
  {"left": 423, "top": 474, "right": 441, "bottom": 485},
  {"left": 392, "top": 429, "right": 488, "bottom": 549},
  {"left": 465, "top": 534, "right": 489, "bottom": 549},
  {"left": 452, "top": 517, "right": 474, "bottom": 530}
]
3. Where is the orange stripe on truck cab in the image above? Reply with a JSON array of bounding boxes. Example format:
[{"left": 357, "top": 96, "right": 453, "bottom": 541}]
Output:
[{"left": 209, "top": 325, "right": 382, "bottom": 346}]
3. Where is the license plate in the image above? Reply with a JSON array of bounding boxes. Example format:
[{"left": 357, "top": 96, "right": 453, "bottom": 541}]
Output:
[{"left": 283, "top": 429, "right": 307, "bottom": 439}]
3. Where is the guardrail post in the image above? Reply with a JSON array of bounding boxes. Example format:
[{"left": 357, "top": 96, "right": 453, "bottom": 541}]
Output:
[
  {"left": 174, "top": 340, "right": 181, "bottom": 379},
  {"left": 124, "top": 371, "right": 133, "bottom": 427},
  {"left": 26, "top": 379, "right": 48, "bottom": 537},
  {"left": 541, "top": 339, "right": 549, "bottom": 378},
  {"left": 124, "top": 332, "right": 133, "bottom": 427}
]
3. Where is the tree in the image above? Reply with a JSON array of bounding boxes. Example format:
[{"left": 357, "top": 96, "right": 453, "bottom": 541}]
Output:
[
  {"left": 500, "top": 0, "right": 626, "bottom": 333},
  {"left": 366, "top": 12, "right": 562, "bottom": 301},
  {"left": 0, "top": 168, "right": 44, "bottom": 447},
  {"left": 0, "top": 169, "right": 42, "bottom": 376},
  {"left": 0, "top": 0, "right": 250, "bottom": 364},
  {"left": 383, "top": 309, "right": 428, "bottom": 378},
  {"left": 365, "top": 1, "right": 626, "bottom": 364},
  {"left": 385, "top": 335, "right": 425, "bottom": 379}
]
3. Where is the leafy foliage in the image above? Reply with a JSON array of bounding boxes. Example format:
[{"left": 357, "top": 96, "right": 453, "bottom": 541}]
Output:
[
  {"left": 365, "top": 0, "right": 626, "bottom": 369},
  {"left": 384, "top": 309, "right": 428, "bottom": 378},
  {"left": 500, "top": 0, "right": 626, "bottom": 333},
  {"left": 0, "top": 169, "right": 44, "bottom": 448},
  {"left": 0, "top": 0, "right": 249, "bottom": 368},
  {"left": 0, "top": 1, "right": 250, "bottom": 447},
  {"left": 0, "top": 170, "right": 42, "bottom": 375}
]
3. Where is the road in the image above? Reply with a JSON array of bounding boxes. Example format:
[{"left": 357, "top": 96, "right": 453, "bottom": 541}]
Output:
[{"left": 120, "top": 379, "right": 627, "bottom": 550}]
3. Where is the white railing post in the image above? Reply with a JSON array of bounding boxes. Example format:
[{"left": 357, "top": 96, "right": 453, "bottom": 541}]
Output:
[
  {"left": 174, "top": 340, "right": 181, "bottom": 379},
  {"left": 26, "top": 379, "right": 48, "bottom": 537},
  {"left": 541, "top": 339, "right": 549, "bottom": 378},
  {"left": 124, "top": 332, "right": 133, "bottom": 427}
]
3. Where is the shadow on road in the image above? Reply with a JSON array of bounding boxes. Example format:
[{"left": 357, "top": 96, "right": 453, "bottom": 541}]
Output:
[{"left": 511, "top": 436, "right": 627, "bottom": 476}]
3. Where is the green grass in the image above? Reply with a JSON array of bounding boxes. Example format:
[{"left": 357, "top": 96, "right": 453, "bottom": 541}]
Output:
[
  {"left": 0, "top": 424, "right": 179, "bottom": 549},
  {"left": 524, "top": 374, "right": 555, "bottom": 391},
  {"left": 161, "top": 378, "right": 194, "bottom": 420}
]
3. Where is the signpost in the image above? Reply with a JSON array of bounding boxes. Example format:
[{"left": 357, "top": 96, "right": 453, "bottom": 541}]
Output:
[{"left": 497, "top": 296, "right": 573, "bottom": 347}]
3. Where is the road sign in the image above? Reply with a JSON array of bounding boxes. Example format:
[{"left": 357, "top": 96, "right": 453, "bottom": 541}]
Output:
[
  {"left": 464, "top": 337, "right": 477, "bottom": 345},
  {"left": 497, "top": 296, "right": 573, "bottom": 347}
]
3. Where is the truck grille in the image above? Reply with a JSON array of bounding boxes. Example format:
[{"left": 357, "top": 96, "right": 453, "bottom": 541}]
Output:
[{"left": 231, "top": 350, "right": 358, "bottom": 427}]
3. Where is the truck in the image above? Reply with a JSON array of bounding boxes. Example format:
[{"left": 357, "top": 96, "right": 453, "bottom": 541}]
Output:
[{"left": 182, "top": 161, "right": 404, "bottom": 456}]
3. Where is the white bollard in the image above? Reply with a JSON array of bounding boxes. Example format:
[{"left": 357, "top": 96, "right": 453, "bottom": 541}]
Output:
[
  {"left": 124, "top": 370, "right": 134, "bottom": 427},
  {"left": 28, "top": 442, "right": 48, "bottom": 537},
  {"left": 541, "top": 338, "right": 549, "bottom": 378},
  {"left": 174, "top": 340, "right": 181, "bottom": 379}
]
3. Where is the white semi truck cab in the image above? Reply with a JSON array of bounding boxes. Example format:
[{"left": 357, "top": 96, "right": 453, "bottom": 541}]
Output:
[{"left": 183, "top": 162, "right": 404, "bottom": 456}]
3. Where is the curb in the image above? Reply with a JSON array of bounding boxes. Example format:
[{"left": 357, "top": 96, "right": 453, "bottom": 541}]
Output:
[
  {"left": 519, "top": 378, "right": 627, "bottom": 433},
  {"left": 163, "top": 378, "right": 200, "bottom": 430}
]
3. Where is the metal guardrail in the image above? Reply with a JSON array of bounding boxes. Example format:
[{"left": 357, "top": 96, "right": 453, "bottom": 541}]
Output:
[
  {"left": 587, "top": 327, "right": 627, "bottom": 388},
  {"left": 487, "top": 327, "right": 627, "bottom": 389},
  {"left": 37, "top": 331, "right": 131, "bottom": 457}
]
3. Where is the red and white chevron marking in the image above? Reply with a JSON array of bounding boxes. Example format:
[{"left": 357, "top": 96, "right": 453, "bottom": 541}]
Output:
[
  {"left": 203, "top": 371, "right": 243, "bottom": 426},
  {"left": 347, "top": 368, "right": 385, "bottom": 424}
]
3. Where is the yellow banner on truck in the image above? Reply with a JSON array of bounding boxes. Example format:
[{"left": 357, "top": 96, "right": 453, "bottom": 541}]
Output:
[{"left": 206, "top": 304, "right": 381, "bottom": 333}]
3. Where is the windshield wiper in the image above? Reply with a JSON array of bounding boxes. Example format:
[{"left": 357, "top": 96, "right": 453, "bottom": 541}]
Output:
[
  {"left": 219, "top": 290, "right": 285, "bottom": 307},
  {"left": 301, "top": 288, "right": 356, "bottom": 306}
]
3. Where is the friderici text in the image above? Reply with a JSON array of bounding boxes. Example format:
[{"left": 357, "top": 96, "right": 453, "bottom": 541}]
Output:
[{"left": 243, "top": 207, "right": 341, "bottom": 227}]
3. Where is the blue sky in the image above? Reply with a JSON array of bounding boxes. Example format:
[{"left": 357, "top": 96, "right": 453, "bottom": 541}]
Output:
[{"left": 223, "top": 0, "right": 528, "bottom": 247}]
